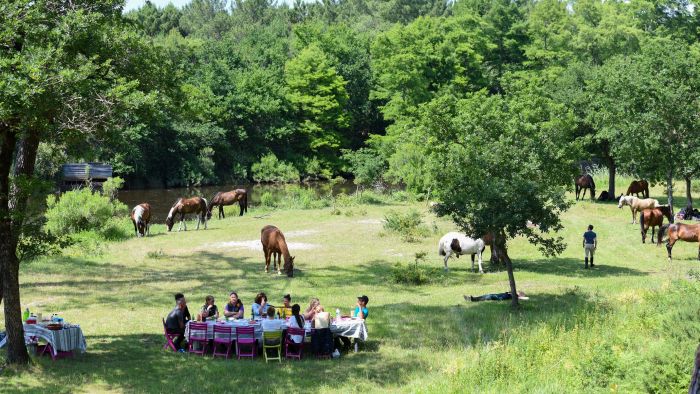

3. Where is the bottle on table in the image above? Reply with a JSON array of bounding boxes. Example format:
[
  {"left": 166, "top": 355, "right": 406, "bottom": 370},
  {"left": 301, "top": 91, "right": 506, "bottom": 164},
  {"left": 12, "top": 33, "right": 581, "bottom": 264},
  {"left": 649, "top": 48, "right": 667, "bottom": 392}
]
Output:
[
  {"left": 335, "top": 308, "right": 340, "bottom": 320},
  {"left": 23, "top": 308, "right": 30, "bottom": 322}
]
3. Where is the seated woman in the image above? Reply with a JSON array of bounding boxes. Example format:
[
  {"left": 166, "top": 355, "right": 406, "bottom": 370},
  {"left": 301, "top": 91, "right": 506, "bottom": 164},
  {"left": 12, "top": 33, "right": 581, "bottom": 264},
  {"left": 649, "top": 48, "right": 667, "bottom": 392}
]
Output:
[
  {"left": 223, "top": 291, "right": 244, "bottom": 319},
  {"left": 286, "top": 304, "right": 305, "bottom": 344},
  {"left": 303, "top": 297, "right": 324, "bottom": 321},
  {"left": 197, "top": 295, "right": 219, "bottom": 321},
  {"left": 278, "top": 294, "right": 293, "bottom": 319},
  {"left": 251, "top": 292, "right": 269, "bottom": 319},
  {"left": 352, "top": 295, "right": 369, "bottom": 319},
  {"left": 261, "top": 306, "right": 284, "bottom": 332}
]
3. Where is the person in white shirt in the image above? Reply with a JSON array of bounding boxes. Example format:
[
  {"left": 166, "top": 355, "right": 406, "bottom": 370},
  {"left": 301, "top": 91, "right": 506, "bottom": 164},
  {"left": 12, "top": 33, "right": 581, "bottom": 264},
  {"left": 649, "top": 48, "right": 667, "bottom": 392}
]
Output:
[
  {"left": 261, "top": 306, "right": 283, "bottom": 332},
  {"left": 286, "top": 304, "right": 304, "bottom": 344}
]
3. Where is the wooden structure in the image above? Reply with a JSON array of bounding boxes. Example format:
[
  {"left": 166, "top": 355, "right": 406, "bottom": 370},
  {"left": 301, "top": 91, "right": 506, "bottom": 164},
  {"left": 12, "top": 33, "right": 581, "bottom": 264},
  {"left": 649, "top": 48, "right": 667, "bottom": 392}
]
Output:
[{"left": 60, "top": 163, "right": 112, "bottom": 191}]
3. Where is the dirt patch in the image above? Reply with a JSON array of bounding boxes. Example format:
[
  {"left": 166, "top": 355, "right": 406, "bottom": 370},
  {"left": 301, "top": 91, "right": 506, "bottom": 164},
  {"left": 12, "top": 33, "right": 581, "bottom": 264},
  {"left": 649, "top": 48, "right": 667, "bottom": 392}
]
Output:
[
  {"left": 284, "top": 229, "right": 319, "bottom": 237},
  {"left": 357, "top": 219, "right": 382, "bottom": 225}
]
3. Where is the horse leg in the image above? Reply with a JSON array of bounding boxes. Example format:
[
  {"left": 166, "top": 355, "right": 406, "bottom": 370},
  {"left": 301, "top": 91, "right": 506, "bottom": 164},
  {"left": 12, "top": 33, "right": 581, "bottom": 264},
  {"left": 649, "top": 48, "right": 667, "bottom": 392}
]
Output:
[
  {"left": 203, "top": 212, "right": 208, "bottom": 229},
  {"left": 443, "top": 251, "right": 451, "bottom": 272},
  {"left": 133, "top": 221, "right": 139, "bottom": 237},
  {"left": 264, "top": 248, "right": 270, "bottom": 273},
  {"left": 239, "top": 201, "right": 244, "bottom": 216},
  {"left": 575, "top": 185, "right": 579, "bottom": 201},
  {"left": 651, "top": 226, "right": 655, "bottom": 244},
  {"left": 220, "top": 205, "right": 224, "bottom": 219},
  {"left": 277, "top": 253, "right": 282, "bottom": 275},
  {"left": 667, "top": 237, "right": 676, "bottom": 260},
  {"left": 470, "top": 254, "right": 475, "bottom": 272},
  {"left": 477, "top": 250, "right": 484, "bottom": 274}
]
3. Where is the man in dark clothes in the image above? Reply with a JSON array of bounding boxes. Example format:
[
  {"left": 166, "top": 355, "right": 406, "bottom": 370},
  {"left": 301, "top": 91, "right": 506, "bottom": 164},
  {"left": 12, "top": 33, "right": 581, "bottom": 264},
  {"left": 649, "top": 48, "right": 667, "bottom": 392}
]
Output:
[
  {"left": 175, "top": 293, "right": 191, "bottom": 323},
  {"left": 166, "top": 296, "right": 188, "bottom": 352},
  {"left": 583, "top": 224, "right": 597, "bottom": 269}
]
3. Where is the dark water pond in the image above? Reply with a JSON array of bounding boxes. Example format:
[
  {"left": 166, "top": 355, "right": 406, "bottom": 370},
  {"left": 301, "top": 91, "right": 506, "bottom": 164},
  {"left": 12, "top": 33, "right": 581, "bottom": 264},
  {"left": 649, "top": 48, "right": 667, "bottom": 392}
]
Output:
[{"left": 117, "top": 182, "right": 357, "bottom": 221}]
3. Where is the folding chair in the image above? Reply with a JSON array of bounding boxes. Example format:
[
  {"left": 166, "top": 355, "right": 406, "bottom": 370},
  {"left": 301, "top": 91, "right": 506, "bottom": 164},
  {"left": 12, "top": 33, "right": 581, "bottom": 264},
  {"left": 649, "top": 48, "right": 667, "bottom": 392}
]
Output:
[
  {"left": 285, "top": 327, "right": 305, "bottom": 361},
  {"left": 236, "top": 326, "right": 256, "bottom": 360},
  {"left": 212, "top": 324, "right": 235, "bottom": 359},
  {"left": 187, "top": 322, "right": 209, "bottom": 356},
  {"left": 263, "top": 331, "right": 282, "bottom": 363},
  {"left": 162, "top": 318, "right": 178, "bottom": 352}
]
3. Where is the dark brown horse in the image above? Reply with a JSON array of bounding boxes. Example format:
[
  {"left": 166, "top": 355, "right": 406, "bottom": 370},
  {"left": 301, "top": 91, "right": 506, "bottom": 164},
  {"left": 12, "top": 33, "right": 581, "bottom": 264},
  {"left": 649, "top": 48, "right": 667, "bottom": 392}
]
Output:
[
  {"left": 261, "top": 225, "right": 294, "bottom": 277},
  {"left": 626, "top": 180, "right": 649, "bottom": 198},
  {"left": 165, "top": 197, "right": 208, "bottom": 232},
  {"left": 130, "top": 203, "right": 151, "bottom": 237},
  {"left": 659, "top": 222, "right": 700, "bottom": 260},
  {"left": 207, "top": 189, "right": 248, "bottom": 220},
  {"left": 639, "top": 205, "right": 672, "bottom": 244},
  {"left": 575, "top": 174, "right": 596, "bottom": 201}
]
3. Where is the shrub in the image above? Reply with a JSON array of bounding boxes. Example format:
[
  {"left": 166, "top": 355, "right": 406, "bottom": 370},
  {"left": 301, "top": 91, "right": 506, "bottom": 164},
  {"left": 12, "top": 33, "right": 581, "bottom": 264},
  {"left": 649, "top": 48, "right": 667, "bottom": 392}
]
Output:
[
  {"left": 99, "top": 217, "right": 131, "bottom": 241},
  {"left": 383, "top": 209, "right": 430, "bottom": 242},
  {"left": 252, "top": 154, "right": 300, "bottom": 183},
  {"left": 259, "top": 191, "right": 276, "bottom": 208},
  {"left": 45, "top": 188, "right": 128, "bottom": 235},
  {"left": 101, "top": 176, "right": 125, "bottom": 201},
  {"left": 390, "top": 252, "right": 444, "bottom": 285}
]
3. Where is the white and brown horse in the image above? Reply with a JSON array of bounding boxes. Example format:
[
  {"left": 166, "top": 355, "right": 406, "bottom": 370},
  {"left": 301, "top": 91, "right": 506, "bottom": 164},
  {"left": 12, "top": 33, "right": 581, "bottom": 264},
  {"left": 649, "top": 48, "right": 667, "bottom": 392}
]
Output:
[
  {"left": 165, "top": 197, "right": 208, "bottom": 232},
  {"left": 618, "top": 195, "right": 661, "bottom": 224},
  {"left": 207, "top": 189, "right": 248, "bottom": 220},
  {"left": 437, "top": 232, "right": 486, "bottom": 273},
  {"left": 261, "top": 225, "right": 294, "bottom": 277},
  {"left": 659, "top": 222, "right": 700, "bottom": 260},
  {"left": 130, "top": 203, "right": 151, "bottom": 237}
]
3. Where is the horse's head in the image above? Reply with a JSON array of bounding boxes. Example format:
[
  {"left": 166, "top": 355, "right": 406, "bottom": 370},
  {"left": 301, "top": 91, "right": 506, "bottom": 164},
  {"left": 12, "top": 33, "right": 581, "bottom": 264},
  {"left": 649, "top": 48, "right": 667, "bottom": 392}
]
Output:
[
  {"left": 205, "top": 206, "right": 213, "bottom": 221},
  {"left": 617, "top": 195, "right": 626, "bottom": 208},
  {"left": 284, "top": 255, "right": 295, "bottom": 277},
  {"left": 165, "top": 215, "right": 174, "bottom": 231},
  {"left": 136, "top": 219, "right": 146, "bottom": 237}
]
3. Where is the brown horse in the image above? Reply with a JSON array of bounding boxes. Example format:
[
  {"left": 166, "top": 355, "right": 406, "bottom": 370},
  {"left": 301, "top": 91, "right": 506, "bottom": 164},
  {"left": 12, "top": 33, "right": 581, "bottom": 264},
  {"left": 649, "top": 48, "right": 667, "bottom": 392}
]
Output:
[
  {"left": 261, "top": 225, "right": 294, "bottom": 277},
  {"left": 659, "top": 222, "right": 700, "bottom": 260},
  {"left": 207, "top": 189, "right": 248, "bottom": 220},
  {"left": 130, "top": 203, "right": 151, "bottom": 237},
  {"left": 165, "top": 197, "right": 208, "bottom": 232},
  {"left": 626, "top": 180, "right": 649, "bottom": 198},
  {"left": 575, "top": 174, "right": 596, "bottom": 201},
  {"left": 639, "top": 205, "right": 672, "bottom": 244}
]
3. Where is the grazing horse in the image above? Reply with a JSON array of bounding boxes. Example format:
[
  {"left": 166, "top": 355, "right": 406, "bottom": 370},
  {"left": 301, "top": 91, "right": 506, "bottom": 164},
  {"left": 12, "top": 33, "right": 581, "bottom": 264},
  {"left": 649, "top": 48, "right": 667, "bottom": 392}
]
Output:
[
  {"left": 261, "top": 225, "right": 295, "bottom": 277},
  {"left": 207, "top": 189, "right": 248, "bottom": 220},
  {"left": 639, "top": 205, "right": 672, "bottom": 244},
  {"left": 165, "top": 197, "right": 208, "bottom": 232},
  {"left": 618, "top": 195, "right": 661, "bottom": 224},
  {"left": 575, "top": 174, "right": 596, "bottom": 201},
  {"left": 130, "top": 203, "right": 151, "bottom": 237},
  {"left": 626, "top": 180, "right": 649, "bottom": 199},
  {"left": 658, "top": 223, "right": 700, "bottom": 260},
  {"left": 437, "top": 232, "right": 485, "bottom": 273}
]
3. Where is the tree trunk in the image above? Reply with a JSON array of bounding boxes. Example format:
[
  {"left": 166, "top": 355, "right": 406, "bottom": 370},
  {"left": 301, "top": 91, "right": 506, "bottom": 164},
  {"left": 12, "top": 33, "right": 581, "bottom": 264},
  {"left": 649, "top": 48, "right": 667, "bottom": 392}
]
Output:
[
  {"left": 668, "top": 170, "right": 675, "bottom": 223},
  {"left": 686, "top": 176, "right": 693, "bottom": 211},
  {"left": 607, "top": 156, "right": 616, "bottom": 198},
  {"left": 690, "top": 343, "right": 700, "bottom": 394},
  {"left": 494, "top": 231, "right": 518, "bottom": 307}
]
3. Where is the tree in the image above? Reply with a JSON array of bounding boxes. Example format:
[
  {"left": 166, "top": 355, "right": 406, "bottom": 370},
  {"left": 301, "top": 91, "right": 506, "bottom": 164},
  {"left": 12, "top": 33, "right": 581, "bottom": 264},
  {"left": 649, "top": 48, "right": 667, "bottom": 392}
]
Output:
[
  {"left": 342, "top": 147, "right": 386, "bottom": 194},
  {"left": 417, "top": 90, "right": 576, "bottom": 307}
]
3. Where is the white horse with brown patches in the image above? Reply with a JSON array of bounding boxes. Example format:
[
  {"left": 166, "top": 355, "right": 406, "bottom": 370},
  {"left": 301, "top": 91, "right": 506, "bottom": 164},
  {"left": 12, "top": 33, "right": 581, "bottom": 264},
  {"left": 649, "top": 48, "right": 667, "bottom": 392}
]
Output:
[
  {"left": 618, "top": 195, "right": 661, "bottom": 224},
  {"left": 438, "top": 232, "right": 485, "bottom": 273},
  {"left": 131, "top": 203, "right": 151, "bottom": 237},
  {"left": 165, "top": 197, "right": 208, "bottom": 232}
]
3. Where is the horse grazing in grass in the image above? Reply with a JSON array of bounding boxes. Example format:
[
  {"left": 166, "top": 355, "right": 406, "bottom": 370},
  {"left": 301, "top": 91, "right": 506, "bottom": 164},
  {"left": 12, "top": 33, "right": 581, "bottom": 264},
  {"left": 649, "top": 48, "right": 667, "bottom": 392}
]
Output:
[
  {"left": 626, "top": 180, "right": 649, "bottom": 198},
  {"left": 165, "top": 197, "right": 208, "bottom": 232},
  {"left": 639, "top": 205, "right": 672, "bottom": 244},
  {"left": 575, "top": 174, "right": 596, "bottom": 201},
  {"left": 261, "top": 225, "right": 294, "bottom": 277},
  {"left": 659, "top": 223, "right": 700, "bottom": 260},
  {"left": 618, "top": 195, "right": 661, "bottom": 224},
  {"left": 438, "top": 232, "right": 486, "bottom": 273},
  {"left": 207, "top": 189, "right": 248, "bottom": 220},
  {"left": 130, "top": 203, "right": 151, "bottom": 237}
]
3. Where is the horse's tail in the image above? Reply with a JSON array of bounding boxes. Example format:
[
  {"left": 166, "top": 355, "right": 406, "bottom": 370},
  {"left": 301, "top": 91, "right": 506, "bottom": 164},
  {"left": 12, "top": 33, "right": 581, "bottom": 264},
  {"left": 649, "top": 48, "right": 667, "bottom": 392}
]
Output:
[
  {"left": 640, "top": 210, "right": 645, "bottom": 237},
  {"left": 200, "top": 197, "right": 208, "bottom": 216},
  {"left": 241, "top": 191, "right": 248, "bottom": 214},
  {"left": 658, "top": 224, "right": 669, "bottom": 246},
  {"left": 438, "top": 241, "right": 446, "bottom": 256}
]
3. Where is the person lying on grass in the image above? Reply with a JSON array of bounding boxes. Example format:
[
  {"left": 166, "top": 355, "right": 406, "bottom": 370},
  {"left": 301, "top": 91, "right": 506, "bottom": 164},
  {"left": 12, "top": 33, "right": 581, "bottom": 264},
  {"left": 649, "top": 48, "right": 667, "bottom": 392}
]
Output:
[
  {"left": 465, "top": 291, "right": 529, "bottom": 302},
  {"left": 252, "top": 292, "right": 269, "bottom": 319},
  {"left": 197, "top": 295, "right": 218, "bottom": 321},
  {"left": 303, "top": 297, "right": 324, "bottom": 321},
  {"left": 224, "top": 291, "right": 245, "bottom": 319}
]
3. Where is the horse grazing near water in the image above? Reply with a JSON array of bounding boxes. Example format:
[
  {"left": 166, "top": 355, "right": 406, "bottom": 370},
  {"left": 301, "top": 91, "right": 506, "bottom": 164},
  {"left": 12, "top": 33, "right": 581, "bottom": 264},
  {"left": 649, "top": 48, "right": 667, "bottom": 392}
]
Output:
[
  {"left": 130, "top": 203, "right": 151, "bottom": 237},
  {"left": 659, "top": 223, "right": 700, "bottom": 260},
  {"left": 261, "top": 225, "right": 295, "bottom": 277},
  {"left": 575, "top": 174, "right": 596, "bottom": 201},
  {"left": 165, "top": 197, "right": 208, "bottom": 232},
  {"left": 639, "top": 205, "right": 672, "bottom": 244},
  {"left": 626, "top": 180, "right": 649, "bottom": 198},
  {"left": 438, "top": 232, "right": 486, "bottom": 273},
  {"left": 618, "top": 195, "right": 661, "bottom": 224},
  {"left": 207, "top": 189, "right": 248, "bottom": 220}
]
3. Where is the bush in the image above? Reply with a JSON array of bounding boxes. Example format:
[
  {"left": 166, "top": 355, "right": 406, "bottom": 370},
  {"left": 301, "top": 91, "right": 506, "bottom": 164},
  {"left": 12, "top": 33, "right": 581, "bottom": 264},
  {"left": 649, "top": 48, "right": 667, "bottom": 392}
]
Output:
[
  {"left": 45, "top": 188, "right": 128, "bottom": 235},
  {"left": 390, "top": 252, "right": 444, "bottom": 285},
  {"left": 259, "top": 192, "right": 276, "bottom": 208},
  {"left": 101, "top": 176, "right": 125, "bottom": 201},
  {"left": 383, "top": 209, "right": 430, "bottom": 242},
  {"left": 252, "top": 154, "right": 300, "bottom": 183}
]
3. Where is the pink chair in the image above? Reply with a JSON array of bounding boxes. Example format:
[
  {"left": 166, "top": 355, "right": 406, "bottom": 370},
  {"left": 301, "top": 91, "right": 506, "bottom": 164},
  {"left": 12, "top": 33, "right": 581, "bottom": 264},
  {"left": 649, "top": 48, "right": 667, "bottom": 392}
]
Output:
[
  {"left": 212, "top": 324, "right": 235, "bottom": 359},
  {"left": 162, "top": 318, "right": 178, "bottom": 352},
  {"left": 285, "top": 327, "right": 305, "bottom": 360},
  {"left": 235, "top": 326, "right": 256, "bottom": 360},
  {"left": 188, "top": 322, "right": 209, "bottom": 356}
]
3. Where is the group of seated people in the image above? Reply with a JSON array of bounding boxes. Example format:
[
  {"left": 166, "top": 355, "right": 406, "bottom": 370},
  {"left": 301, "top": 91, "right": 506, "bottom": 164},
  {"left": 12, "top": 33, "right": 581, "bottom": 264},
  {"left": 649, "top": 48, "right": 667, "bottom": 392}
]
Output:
[{"left": 164, "top": 291, "right": 369, "bottom": 354}]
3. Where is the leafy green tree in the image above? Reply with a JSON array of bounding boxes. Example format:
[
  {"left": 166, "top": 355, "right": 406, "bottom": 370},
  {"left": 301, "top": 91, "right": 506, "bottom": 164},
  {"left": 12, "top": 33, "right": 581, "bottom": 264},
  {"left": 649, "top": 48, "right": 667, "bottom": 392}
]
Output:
[
  {"left": 342, "top": 148, "right": 387, "bottom": 194},
  {"left": 524, "top": 0, "right": 574, "bottom": 69},
  {"left": 180, "top": 0, "right": 232, "bottom": 38}
]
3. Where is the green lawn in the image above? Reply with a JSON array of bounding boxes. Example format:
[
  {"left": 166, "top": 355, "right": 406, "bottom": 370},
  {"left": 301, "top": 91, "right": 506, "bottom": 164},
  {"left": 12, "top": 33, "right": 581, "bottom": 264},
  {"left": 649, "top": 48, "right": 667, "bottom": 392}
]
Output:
[{"left": 2, "top": 185, "right": 700, "bottom": 393}]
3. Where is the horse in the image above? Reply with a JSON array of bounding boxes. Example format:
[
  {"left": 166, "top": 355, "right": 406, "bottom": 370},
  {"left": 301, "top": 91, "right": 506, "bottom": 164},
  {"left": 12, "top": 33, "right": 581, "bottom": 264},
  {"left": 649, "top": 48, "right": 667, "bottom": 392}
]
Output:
[
  {"left": 165, "top": 197, "right": 208, "bottom": 232},
  {"left": 207, "top": 189, "right": 248, "bottom": 220},
  {"left": 437, "top": 232, "right": 485, "bottom": 273},
  {"left": 626, "top": 180, "right": 649, "bottom": 198},
  {"left": 130, "top": 203, "right": 151, "bottom": 237},
  {"left": 658, "top": 222, "right": 700, "bottom": 260},
  {"left": 575, "top": 174, "right": 596, "bottom": 201},
  {"left": 618, "top": 195, "right": 661, "bottom": 224},
  {"left": 639, "top": 205, "right": 672, "bottom": 244},
  {"left": 261, "top": 225, "right": 295, "bottom": 277}
]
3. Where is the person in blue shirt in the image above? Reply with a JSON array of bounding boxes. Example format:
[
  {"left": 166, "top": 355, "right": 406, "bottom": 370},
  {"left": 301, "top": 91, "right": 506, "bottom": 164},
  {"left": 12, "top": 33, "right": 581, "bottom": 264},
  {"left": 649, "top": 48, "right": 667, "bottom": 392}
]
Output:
[
  {"left": 252, "top": 292, "right": 269, "bottom": 319},
  {"left": 583, "top": 224, "right": 597, "bottom": 269},
  {"left": 353, "top": 295, "right": 369, "bottom": 319},
  {"left": 223, "top": 291, "right": 244, "bottom": 319}
]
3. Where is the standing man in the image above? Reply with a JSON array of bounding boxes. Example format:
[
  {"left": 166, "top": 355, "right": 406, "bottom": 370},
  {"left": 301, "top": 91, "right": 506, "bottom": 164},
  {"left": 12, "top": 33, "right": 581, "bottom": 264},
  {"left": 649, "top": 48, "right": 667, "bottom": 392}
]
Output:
[
  {"left": 583, "top": 224, "right": 597, "bottom": 268},
  {"left": 166, "top": 295, "right": 188, "bottom": 352}
]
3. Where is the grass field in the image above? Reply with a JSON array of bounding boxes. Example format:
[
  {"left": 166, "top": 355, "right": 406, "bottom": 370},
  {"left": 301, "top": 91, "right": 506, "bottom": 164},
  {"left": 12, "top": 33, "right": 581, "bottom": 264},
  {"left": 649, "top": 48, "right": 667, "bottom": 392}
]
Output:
[{"left": 2, "top": 183, "right": 700, "bottom": 393}]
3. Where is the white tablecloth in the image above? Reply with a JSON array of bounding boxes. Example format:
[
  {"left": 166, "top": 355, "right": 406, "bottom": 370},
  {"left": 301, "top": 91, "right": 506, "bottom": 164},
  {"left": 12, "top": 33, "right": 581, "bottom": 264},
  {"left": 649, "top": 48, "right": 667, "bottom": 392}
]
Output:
[
  {"left": 330, "top": 319, "right": 368, "bottom": 341},
  {"left": 185, "top": 320, "right": 275, "bottom": 342},
  {"left": 23, "top": 324, "right": 87, "bottom": 356}
]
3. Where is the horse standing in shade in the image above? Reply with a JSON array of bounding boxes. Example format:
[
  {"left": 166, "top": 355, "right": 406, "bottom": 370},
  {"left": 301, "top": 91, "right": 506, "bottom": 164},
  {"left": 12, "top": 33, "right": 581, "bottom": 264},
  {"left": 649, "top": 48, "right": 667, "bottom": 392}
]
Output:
[
  {"left": 626, "top": 180, "right": 649, "bottom": 198},
  {"left": 575, "top": 174, "right": 596, "bottom": 201},
  {"left": 207, "top": 189, "right": 248, "bottom": 220},
  {"left": 438, "top": 232, "right": 486, "bottom": 273},
  {"left": 639, "top": 205, "right": 672, "bottom": 244},
  {"left": 659, "top": 223, "right": 700, "bottom": 260},
  {"left": 165, "top": 197, "right": 208, "bottom": 232},
  {"left": 130, "top": 203, "right": 151, "bottom": 237},
  {"left": 261, "top": 225, "right": 295, "bottom": 277},
  {"left": 618, "top": 195, "right": 661, "bottom": 224}
]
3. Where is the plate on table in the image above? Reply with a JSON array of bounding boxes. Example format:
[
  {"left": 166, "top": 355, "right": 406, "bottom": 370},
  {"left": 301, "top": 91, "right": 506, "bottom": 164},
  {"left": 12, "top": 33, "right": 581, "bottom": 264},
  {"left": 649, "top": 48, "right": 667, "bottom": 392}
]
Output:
[{"left": 46, "top": 324, "right": 63, "bottom": 331}]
